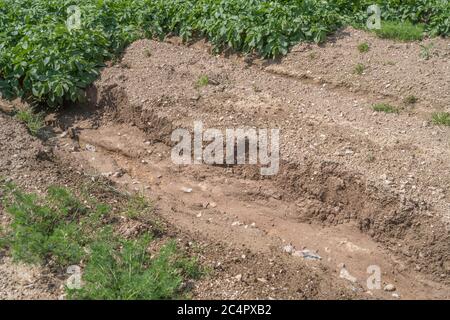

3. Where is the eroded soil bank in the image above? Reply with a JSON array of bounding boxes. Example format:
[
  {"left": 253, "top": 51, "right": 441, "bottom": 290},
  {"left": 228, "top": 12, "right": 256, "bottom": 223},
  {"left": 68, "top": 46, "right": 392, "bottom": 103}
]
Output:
[{"left": 1, "top": 27, "right": 449, "bottom": 299}]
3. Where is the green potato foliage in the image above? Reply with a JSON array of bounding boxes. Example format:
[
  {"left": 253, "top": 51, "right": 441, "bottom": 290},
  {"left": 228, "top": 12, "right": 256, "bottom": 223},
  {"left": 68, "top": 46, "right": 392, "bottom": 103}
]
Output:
[{"left": 0, "top": 0, "right": 448, "bottom": 108}]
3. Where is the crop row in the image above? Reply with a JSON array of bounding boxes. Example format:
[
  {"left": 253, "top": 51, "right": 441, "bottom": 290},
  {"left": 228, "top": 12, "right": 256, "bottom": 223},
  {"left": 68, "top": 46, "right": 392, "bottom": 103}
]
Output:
[{"left": 0, "top": 0, "right": 448, "bottom": 107}]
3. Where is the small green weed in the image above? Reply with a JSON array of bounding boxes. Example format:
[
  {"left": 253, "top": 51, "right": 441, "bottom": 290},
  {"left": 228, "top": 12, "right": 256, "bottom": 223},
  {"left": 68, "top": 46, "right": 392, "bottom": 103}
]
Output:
[
  {"left": 431, "top": 112, "right": 450, "bottom": 126},
  {"left": 196, "top": 75, "right": 209, "bottom": 88},
  {"left": 357, "top": 42, "right": 369, "bottom": 53},
  {"left": 308, "top": 51, "right": 318, "bottom": 60},
  {"left": 372, "top": 103, "right": 399, "bottom": 114},
  {"left": 124, "top": 193, "right": 153, "bottom": 219},
  {"left": 15, "top": 109, "right": 45, "bottom": 136},
  {"left": 420, "top": 43, "right": 434, "bottom": 60},
  {"left": 354, "top": 63, "right": 365, "bottom": 75},
  {"left": 374, "top": 21, "right": 424, "bottom": 41}
]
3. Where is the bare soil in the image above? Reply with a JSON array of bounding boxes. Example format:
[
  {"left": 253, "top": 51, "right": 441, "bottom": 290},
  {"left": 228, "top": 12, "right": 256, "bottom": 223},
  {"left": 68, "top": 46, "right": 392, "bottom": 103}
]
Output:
[{"left": 1, "top": 27, "right": 449, "bottom": 299}]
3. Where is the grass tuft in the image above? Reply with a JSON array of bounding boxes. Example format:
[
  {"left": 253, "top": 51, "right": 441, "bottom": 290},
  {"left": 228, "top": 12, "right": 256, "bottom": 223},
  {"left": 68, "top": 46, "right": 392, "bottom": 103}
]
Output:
[
  {"left": 372, "top": 103, "right": 399, "bottom": 114},
  {"left": 124, "top": 193, "right": 153, "bottom": 219},
  {"left": 308, "top": 51, "right": 318, "bottom": 60},
  {"left": 196, "top": 75, "right": 209, "bottom": 88},
  {"left": 420, "top": 43, "right": 434, "bottom": 60},
  {"left": 15, "top": 108, "right": 44, "bottom": 136},
  {"left": 431, "top": 112, "right": 450, "bottom": 126},
  {"left": 354, "top": 63, "right": 365, "bottom": 75},
  {"left": 374, "top": 21, "right": 424, "bottom": 41}
]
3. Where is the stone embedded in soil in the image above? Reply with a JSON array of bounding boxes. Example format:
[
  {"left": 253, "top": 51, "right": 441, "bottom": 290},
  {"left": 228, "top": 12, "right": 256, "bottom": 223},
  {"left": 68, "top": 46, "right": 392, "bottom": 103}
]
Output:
[
  {"left": 292, "top": 249, "right": 322, "bottom": 261},
  {"left": 339, "top": 268, "right": 357, "bottom": 283},
  {"left": 384, "top": 284, "right": 396, "bottom": 292},
  {"left": 85, "top": 144, "right": 96, "bottom": 152},
  {"left": 282, "top": 245, "right": 295, "bottom": 254},
  {"left": 112, "top": 169, "right": 125, "bottom": 178}
]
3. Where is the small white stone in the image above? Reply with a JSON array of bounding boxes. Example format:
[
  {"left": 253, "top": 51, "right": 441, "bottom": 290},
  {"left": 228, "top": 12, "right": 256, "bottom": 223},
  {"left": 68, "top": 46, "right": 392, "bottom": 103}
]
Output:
[
  {"left": 282, "top": 245, "right": 295, "bottom": 254},
  {"left": 384, "top": 284, "right": 396, "bottom": 292}
]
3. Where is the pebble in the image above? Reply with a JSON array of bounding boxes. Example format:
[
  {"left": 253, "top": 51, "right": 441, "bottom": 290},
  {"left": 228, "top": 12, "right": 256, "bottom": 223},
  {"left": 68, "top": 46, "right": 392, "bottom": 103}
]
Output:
[
  {"left": 339, "top": 268, "right": 357, "bottom": 283},
  {"left": 85, "top": 144, "right": 96, "bottom": 152},
  {"left": 384, "top": 284, "right": 396, "bottom": 292},
  {"left": 282, "top": 245, "right": 295, "bottom": 254},
  {"left": 181, "top": 187, "right": 193, "bottom": 193},
  {"left": 112, "top": 170, "right": 124, "bottom": 178},
  {"left": 293, "top": 249, "right": 322, "bottom": 260}
]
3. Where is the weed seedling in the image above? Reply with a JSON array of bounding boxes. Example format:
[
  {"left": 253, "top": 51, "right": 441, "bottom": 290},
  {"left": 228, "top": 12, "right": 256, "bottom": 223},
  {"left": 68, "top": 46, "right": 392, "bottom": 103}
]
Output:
[
  {"left": 420, "top": 43, "right": 434, "bottom": 60},
  {"left": 309, "top": 51, "right": 318, "bottom": 60},
  {"left": 431, "top": 112, "right": 450, "bottom": 126},
  {"left": 357, "top": 42, "right": 369, "bottom": 53},
  {"left": 354, "top": 63, "right": 365, "bottom": 75},
  {"left": 15, "top": 108, "right": 44, "bottom": 136},
  {"left": 372, "top": 103, "right": 399, "bottom": 114},
  {"left": 403, "top": 95, "right": 418, "bottom": 105},
  {"left": 196, "top": 75, "right": 209, "bottom": 88},
  {"left": 124, "top": 193, "right": 153, "bottom": 219}
]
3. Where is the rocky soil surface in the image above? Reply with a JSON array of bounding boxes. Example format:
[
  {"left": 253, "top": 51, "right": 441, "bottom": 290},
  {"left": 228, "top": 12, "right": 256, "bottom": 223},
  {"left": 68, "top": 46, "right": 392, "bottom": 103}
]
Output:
[{"left": 1, "top": 27, "right": 449, "bottom": 299}]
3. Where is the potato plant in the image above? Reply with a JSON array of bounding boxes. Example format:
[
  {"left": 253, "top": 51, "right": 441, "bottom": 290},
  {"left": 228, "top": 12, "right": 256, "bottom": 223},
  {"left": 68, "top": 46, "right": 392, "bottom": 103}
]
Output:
[{"left": 0, "top": 0, "right": 448, "bottom": 107}]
